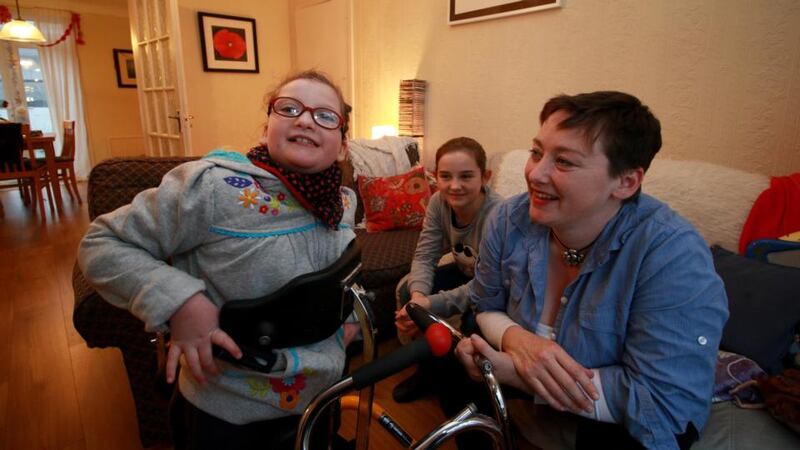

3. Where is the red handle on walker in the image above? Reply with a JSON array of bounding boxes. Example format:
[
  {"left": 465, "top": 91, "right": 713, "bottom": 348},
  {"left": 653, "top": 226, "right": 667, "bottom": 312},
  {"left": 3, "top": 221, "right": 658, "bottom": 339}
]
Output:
[
  {"left": 349, "top": 323, "right": 451, "bottom": 390},
  {"left": 426, "top": 322, "right": 452, "bottom": 357}
]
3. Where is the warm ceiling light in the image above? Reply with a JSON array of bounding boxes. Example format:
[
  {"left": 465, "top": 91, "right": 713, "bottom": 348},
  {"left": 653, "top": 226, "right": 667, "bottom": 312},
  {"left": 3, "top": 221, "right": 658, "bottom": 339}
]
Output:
[{"left": 0, "top": 1, "right": 46, "bottom": 44}]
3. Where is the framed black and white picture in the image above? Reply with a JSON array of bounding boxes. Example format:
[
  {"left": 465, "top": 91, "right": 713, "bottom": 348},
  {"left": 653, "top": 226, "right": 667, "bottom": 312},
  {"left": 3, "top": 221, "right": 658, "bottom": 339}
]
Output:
[
  {"left": 113, "top": 49, "right": 136, "bottom": 88},
  {"left": 449, "top": 0, "right": 562, "bottom": 25}
]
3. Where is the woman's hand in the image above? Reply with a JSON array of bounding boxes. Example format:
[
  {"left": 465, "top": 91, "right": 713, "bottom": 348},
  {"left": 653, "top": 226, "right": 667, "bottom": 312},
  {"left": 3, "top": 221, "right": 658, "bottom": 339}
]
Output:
[
  {"left": 394, "top": 292, "right": 432, "bottom": 337},
  {"left": 165, "top": 293, "right": 242, "bottom": 385},
  {"left": 456, "top": 334, "right": 534, "bottom": 392},
  {"left": 502, "top": 326, "right": 598, "bottom": 414},
  {"left": 455, "top": 334, "right": 536, "bottom": 395}
]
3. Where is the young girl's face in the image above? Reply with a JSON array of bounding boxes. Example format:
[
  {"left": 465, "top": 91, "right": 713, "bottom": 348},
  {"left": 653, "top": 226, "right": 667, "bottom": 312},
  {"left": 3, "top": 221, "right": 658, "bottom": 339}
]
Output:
[
  {"left": 266, "top": 78, "right": 347, "bottom": 174},
  {"left": 436, "top": 149, "right": 489, "bottom": 212}
]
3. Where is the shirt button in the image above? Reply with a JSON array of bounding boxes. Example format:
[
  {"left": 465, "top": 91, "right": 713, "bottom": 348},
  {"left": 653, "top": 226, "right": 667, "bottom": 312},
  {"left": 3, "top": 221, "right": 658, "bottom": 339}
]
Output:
[
  {"left": 698, "top": 336, "right": 708, "bottom": 346},
  {"left": 560, "top": 296, "right": 568, "bottom": 305},
  {"left": 503, "top": 279, "right": 511, "bottom": 287}
]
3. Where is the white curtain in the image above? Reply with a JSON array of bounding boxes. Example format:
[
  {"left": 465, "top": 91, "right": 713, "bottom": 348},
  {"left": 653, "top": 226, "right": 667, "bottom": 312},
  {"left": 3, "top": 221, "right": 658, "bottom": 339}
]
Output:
[{"left": 28, "top": 8, "right": 90, "bottom": 179}]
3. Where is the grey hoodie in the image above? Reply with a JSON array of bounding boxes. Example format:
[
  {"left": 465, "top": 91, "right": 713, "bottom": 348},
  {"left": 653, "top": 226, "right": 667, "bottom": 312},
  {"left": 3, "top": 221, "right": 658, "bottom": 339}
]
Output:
[
  {"left": 78, "top": 150, "right": 357, "bottom": 424},
  {"left": 405, "top": 188, "right": 503, "bottom": 318}
]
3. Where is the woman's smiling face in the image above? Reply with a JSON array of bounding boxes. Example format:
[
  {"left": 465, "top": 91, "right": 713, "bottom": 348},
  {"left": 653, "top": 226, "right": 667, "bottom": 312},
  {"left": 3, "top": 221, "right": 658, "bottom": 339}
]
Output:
[
  {"left": 525, "top": 109, "right": 630, "bottom": 238},
  {"left": 265, "top": 78, "right": 347, "bottom": 174}
]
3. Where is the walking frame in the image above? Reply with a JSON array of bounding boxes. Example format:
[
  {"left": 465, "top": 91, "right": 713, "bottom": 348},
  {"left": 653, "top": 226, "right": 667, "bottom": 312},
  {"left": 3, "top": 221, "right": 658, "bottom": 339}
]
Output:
[
  {"left": 295, "top": 299, "right": 515, "bottom": 450},
  {"left": 214, "top": 239, "right": 514, "bottom": 449}
]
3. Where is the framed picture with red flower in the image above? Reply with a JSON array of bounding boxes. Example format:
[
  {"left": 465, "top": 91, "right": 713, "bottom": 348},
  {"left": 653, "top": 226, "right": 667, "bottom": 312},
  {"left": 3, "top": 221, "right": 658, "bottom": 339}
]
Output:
[
  {"left": 197, "top": 12, "right": 259, "bottom": 73},
  {"left": 112, "top": 49, "right": 136, "bottom": 88}
]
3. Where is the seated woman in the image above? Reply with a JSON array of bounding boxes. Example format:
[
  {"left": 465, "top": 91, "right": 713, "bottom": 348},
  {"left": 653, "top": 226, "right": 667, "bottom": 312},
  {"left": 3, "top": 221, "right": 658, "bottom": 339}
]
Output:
[
  {"left": 393, "top": 137, "right": 502, "bottom": 404},
  {"left": 455, "top": 91, "right": 728, "bottom": 450}
]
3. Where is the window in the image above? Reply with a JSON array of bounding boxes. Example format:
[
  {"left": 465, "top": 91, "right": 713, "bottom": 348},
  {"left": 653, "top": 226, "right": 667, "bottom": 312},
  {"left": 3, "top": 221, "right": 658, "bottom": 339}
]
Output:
[
  {"left": 0, "top": 43, "right": 52, "bottom": 132},
  {"left": 18, "top": 47, "right": 52, "bottom": 133}
]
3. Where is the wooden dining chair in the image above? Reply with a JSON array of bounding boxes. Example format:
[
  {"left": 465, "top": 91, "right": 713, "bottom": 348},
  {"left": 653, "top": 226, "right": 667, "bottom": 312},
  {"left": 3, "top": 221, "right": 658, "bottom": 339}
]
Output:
[
  {"left": 0, "top": 122, "right": 50, "bottom": 220},
  {"left": 30, "top": 120, "right": 81, "bottom": 204},
  {"left": 53, "top": 120, "right": 81, "bottom": 203}
]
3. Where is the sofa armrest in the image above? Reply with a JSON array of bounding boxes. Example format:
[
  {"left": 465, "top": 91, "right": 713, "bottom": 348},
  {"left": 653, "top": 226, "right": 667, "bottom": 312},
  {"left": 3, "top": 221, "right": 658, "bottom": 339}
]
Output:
[
  {"left": 72, "top": 262, "right": 153, "bottom": 349},
  {"left": 87, "top": 156, "right": 198, "bottom": 220}
]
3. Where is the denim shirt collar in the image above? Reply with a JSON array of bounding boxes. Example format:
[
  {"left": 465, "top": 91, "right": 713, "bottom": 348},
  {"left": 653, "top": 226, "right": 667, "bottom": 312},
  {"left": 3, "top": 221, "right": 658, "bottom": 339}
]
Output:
[
  {"left": 583, "top": 196, "right": 644, "bottom": 271},
  {"left": 506, "top": 193, "right": 645, "bottom": 274}
]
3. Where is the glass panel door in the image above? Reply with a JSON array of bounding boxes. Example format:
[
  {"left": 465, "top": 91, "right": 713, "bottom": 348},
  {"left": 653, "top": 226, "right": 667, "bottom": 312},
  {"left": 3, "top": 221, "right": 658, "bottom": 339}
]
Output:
[
  {"left": 128, "top": 0, "right": 191, "bottom": 156},
  {"left": 0, "top": 73, "right": 8, "bottom": 120}
]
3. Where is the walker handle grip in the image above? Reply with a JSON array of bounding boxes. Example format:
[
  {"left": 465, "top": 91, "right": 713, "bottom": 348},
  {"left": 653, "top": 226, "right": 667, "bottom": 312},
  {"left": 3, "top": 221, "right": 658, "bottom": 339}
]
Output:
[
  {"left": 407, "top": 302, "right": 464, "bottom": 340},
  {"left": 406, "top": 301, "right": 436, "bottom": 329},
  {"left": 351, "top": 339, "right": 432, "bottom": 390}
]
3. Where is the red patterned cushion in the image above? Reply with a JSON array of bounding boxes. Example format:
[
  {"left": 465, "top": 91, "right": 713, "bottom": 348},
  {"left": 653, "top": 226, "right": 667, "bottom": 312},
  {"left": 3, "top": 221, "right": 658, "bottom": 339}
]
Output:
[{"left": 357, "top": 166, "right": 431, "bottom": 233}]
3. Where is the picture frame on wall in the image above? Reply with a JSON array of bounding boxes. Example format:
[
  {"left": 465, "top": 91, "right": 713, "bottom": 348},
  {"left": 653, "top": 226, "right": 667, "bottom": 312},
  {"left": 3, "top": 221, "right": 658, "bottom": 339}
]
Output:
[
  {"left": 113, "top": 49, "right": 136, "bottom": 88},
  {"left": 449, "top": 0, "right": 562, "bottom": 25},
  {"left": 198, "top": 12, "right": 259, "bottom": 73}
]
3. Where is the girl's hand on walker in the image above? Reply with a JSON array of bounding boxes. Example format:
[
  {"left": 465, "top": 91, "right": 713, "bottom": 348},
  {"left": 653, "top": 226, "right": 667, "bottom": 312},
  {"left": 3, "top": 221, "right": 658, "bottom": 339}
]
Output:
[
  {"left": 455, "top": 335, "right": 482, "bottom": 381},
  {"left": 165, "top": 293, "right": 242, "bottom": 385},
  {"left": 394, "top": 293, "right": 431, "bottom": 337},
  {"left": 342, "top": 323, "right": 360, "bottom": 347}
]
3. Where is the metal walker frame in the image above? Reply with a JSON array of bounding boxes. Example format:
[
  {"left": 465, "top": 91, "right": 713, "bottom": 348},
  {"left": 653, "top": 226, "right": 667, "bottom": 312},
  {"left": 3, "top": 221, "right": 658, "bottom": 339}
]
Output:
[{"left": 295, "top": 293, "right": 515, "bottom": 450}]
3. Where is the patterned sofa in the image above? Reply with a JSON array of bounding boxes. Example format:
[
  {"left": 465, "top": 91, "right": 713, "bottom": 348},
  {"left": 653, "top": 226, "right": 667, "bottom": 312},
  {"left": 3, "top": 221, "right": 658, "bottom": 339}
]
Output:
[{"left": 72, "top": 141, "right": 421, "bottom": 447}]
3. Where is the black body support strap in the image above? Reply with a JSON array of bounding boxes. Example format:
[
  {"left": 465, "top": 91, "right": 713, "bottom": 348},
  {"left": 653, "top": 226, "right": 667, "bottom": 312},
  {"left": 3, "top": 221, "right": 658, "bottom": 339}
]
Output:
[{"left": 215, "top": 239, "right": 361, "bottom": 372}]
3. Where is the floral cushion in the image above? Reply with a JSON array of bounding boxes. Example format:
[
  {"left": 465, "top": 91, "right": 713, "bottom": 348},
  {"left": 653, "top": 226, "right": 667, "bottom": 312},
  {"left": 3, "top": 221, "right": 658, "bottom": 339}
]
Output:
[{"left": 357, "top": 165, "right": 431, "bottom": 233}]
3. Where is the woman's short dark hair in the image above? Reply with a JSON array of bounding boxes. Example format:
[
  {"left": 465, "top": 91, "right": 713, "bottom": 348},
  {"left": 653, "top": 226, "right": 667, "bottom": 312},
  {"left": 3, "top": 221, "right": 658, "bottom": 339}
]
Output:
[
  {"left": 435, "top": 137, "right": 488, "bottom": 173},
  {"left": 540, "top": 91, "right": 662, "bottom": 177},
  {"left": 263, "top": 69, "right": 352, "bottom": 138}
]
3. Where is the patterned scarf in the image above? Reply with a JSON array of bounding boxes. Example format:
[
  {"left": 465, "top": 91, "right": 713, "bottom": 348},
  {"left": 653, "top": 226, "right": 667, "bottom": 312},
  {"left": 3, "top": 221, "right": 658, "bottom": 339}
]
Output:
[{"left": 247, "top": 145, "right": 343, "bottom": 229}]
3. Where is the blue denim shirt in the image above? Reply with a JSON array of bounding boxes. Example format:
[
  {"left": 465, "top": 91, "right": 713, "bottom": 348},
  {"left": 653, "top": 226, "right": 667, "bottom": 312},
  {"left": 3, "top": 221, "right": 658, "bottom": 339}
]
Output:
[{"left": 471, "top": 193, "right": 729, "bottom": 450}]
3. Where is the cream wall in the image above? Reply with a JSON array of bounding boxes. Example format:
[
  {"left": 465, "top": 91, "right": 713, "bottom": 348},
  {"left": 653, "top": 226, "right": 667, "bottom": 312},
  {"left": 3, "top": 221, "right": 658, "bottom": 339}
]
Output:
[
  {"left": 353, "top": 0, "right": 800, "bottom": 175},
  {"left": 12, "top": 1, "right": 142, "bottom": 166},
  {"left": 76, "top": 11, "right": 143, "bottom": 164},
  {"left": 178, "top": 0, "right": 292, "bottom": 155}
]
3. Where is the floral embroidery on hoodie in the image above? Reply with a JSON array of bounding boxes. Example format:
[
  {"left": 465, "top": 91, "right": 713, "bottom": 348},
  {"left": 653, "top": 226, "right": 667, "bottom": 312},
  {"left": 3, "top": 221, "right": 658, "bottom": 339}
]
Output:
[
  {"left": 228, "top": 175, "right": 298, "bottom": 216},
  {"left": 238, "top": 188, "right": 260, "bottom": 209},
  {"left": 245, "top": 369, "right": 314, "bottom": 410}
]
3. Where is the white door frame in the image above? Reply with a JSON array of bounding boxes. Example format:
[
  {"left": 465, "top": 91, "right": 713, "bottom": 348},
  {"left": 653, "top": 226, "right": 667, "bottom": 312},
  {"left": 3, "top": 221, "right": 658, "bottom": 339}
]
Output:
[{"left": 128, "top": 0, "right": 192, "bottom": 156}]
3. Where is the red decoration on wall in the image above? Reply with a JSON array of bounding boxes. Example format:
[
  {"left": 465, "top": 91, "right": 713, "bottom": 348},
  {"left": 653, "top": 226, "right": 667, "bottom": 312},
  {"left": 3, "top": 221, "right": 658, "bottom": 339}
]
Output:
[
  {"left": 0, "top": 6, "right": 12, "bottom": 23},
  {"left": 39, "top": 13, "right": 84, "bottom": 47},
  {"left": 0, "top": 6, "right": 84, "bottom": 47}
]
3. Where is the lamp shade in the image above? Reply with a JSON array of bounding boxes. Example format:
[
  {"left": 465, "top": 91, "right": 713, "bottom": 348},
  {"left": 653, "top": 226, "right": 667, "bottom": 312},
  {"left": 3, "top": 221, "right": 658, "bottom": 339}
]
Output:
[
  {"left": 371, "top": 125, "right": 398, "bottom": 139},
  {"left": 0, "top": 19, "right": 46, "bottom": 43}
]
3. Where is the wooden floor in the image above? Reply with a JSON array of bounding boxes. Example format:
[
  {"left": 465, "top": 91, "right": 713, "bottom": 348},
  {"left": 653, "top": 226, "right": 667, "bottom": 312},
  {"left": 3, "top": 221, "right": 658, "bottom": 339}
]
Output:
[{"left": 0, "top": 183, "right": 455, "bottom": 450}]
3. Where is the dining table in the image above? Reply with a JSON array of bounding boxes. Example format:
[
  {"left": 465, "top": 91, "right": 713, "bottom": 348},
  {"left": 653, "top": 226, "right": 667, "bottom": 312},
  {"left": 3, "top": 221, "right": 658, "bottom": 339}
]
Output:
[{"left": 24, "top": 133, "right": 64, "bottom": 215}]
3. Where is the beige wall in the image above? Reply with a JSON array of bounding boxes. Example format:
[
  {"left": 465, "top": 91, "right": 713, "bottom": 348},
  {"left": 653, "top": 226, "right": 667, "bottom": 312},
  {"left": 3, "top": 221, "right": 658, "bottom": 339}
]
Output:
[
  {"left": 178, "top": 0, "right": 292, "bottom": 155},
  {"left": 352, "top": 0, "right": 800, "bottom": 175},
  {"left": 290, "top": 0, "right": 352, "bottom": 103},
  {"left": 76, "top": 11, "right": 144, "bottom": 164},
  {"left": 11, "top": 1, "right": 141, "bottom": 166},
  {"left": 63, "top": 0, "right": 292, "bottom": 164}
]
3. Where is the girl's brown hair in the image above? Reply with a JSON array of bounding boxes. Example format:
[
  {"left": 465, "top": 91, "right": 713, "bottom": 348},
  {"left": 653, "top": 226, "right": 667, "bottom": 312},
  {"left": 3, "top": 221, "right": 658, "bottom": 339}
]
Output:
[
  {"left": 263, "top": 69, "right": 352, "bottom": 138},
  {"left": 435, "top": 137, "right": 487, "bottom": 173}
]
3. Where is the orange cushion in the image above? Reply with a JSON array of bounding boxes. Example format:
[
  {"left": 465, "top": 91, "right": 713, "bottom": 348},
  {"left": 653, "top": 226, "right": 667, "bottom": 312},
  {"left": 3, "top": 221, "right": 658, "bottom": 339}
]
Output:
[{"left": 357, "top": 166, "right": 431, "bottom": 233}]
